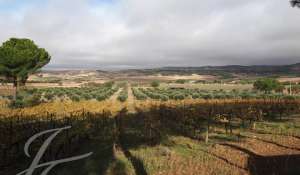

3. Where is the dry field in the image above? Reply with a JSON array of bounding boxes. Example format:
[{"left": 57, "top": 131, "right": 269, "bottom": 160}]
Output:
[
  {"left": 163, "top": 83, "right": 253, "bottom": 91},
  {"left": 146, "top": 74, "right": 216, "bottom": 81},
  {"left": 278, "top": 77, "right": 300, "bottom": 83},
  {"left": 113, "top": 74, "right": 216, "bottom": 83}
]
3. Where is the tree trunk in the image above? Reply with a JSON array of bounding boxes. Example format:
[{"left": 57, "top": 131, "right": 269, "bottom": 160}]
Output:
[
  {"left": 205, "top": 121, "right": 210, "bottom": 144},
  {"left": 251, "top": 121, "right": 256, "bottom": 130},
  {"left": 229, "top": 119, "right": 233, "bottom": 135},
  {"left": 205, "top": 129, "right": 209, "bottom": 144},
  {"left": 12, "top": 78, "right": 18, "bottom": 101}
]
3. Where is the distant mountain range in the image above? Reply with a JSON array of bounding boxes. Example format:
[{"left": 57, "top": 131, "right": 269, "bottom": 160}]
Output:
[
  {"left": 137, "top": 63, "right": 300, "bottom": 76},
  {"left": 44, "top": 63, "right": 300, "bottom": 76}
]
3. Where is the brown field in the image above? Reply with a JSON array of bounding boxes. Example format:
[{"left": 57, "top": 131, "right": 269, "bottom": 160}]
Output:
[
  {"left": 163, "top": 83, "right": 253, "bottom": 90},
  {"left": 113, "top": 74, "right": 216, "bottom": 84},
  {"left": 278, "top": 77, "right": 300, "bottom": 83}
]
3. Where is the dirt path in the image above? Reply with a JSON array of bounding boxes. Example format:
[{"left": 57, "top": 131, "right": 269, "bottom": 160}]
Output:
[
  {"left": 127, "top": 84, "right": 135, "bottom": 113},
  {"left": 110, "top": 88, "right": 122, "bottom": 102}
]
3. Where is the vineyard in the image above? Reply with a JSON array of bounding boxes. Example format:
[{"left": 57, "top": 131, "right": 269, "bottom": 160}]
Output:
[
  {"left": 132, "top": 87, "right": 300, "bottom": 101},
  {"left": 2, "top": 82, "right": 118, "bottom": 108},
  {"left": 118, "top": 86, "right": 129, "bottom": 102},
  {"left": 0, "top": 110, "right": 115, "bottom": 175},
  {"left": 1, "top": 99, "right": 300, "bottom": 175},
  {"left": 1, "top": 82, "right": 299, "bottom": 110}
]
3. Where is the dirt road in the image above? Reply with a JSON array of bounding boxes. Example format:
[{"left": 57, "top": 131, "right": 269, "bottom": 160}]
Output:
[{"left": 126, "top": 84, "right": 135, "bottom": 113}]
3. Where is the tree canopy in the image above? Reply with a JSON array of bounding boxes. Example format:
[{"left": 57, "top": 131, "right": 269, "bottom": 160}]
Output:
[
  {"left": 253, "top": 78, "right": 282, "bottom": 93},
  {"left": 151, "top": 80, "right": 160, "bottom": 88},
  {"left": 0, "top": 38, "right": 51, "bottom": 86}
]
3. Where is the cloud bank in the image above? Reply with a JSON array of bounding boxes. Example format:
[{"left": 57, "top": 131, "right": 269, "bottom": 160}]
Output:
[{"left": 0, "top": 0, "right": 299, "bottom": 68}]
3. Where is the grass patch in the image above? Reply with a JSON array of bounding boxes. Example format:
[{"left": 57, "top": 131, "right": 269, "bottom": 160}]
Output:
[
  {"left": 255, "top": 120, "right": 300, "bottom": 136},
  {"left": 106, "top": 149, "right": 135, "bottom": 175}
]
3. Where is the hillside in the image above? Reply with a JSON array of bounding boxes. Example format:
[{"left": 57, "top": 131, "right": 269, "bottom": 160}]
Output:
[{"left": 136, "top": 63, "right": 300, "bottom": 76}]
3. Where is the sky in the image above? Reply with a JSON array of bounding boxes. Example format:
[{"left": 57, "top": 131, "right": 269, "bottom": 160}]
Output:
[{"left": 0, "top": 0, "right": 299, "bottom": 69}]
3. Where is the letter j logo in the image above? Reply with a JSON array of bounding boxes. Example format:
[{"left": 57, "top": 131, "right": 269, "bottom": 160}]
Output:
[{"left": 17, "top": 126, "right": 93, "bottom": 175}]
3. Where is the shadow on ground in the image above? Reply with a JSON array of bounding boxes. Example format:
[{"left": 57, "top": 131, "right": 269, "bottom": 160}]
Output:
[{"left": 2, "top": 106, "right": 300, "bottom": 175}]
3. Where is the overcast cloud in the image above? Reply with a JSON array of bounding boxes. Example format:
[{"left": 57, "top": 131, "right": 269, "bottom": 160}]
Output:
[{"left": 0, "top": 0, "right": 299, "bottom": 68}]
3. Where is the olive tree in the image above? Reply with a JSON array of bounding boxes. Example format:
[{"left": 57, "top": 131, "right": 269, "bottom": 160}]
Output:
[
  {"left": 151, "top": 80, "right": 160, "bottom": 88},
  {"left": 0, "top": 38, "right": 51, "bottom": 100},
  {"left": 253, "top": 78, "right": 281, "bottom": 94}
]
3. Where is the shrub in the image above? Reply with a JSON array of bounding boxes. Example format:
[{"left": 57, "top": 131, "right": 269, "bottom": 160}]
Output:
[
  {"left": 160, "top": 95, "right": 169, "bottom": 101},
  {"left": 132, "top": 88, "right": 147, "bottom": 100},
  {"left": 96, "top": 95, "right": 106, "bottom": 101},
  {"left": 26, "top": 94, "right": 42, "bottom": 106},
  {"left": 70, "top": 95, "right": 80, "bottom": 102},
  {"left": 118, "top": 94, "right": 128, "bottom": 102},
  {"left": 173, "top": 94, "right": 185, "bottom": 100},
  {"left": 192, "top": 93, "right": 200, "bottom": 99},
  {"left": 151, "top": 80, "right": 160, "bottom": 88},
  {"left": 10, "top": 93, "right": 41, "bottom": 108},
  {"left": 214, "top": 93, "right": 226, "bottom": 99},
  {"left": 175, "top": 79, "right": 187, "bottom": 84},
  {"left": 203, "top": 93, "right": 213, "bottom": 99},
  {"left": 57, "top": 91, "right": 65, "bottom": 97},
  {"left": 44, "top": 93, "right": 54, "bottom": 101},
  {"left": 10, "top": 99, "right": 24, "bottom": 108},
  {"left": 103, "top": 81, "right": 115, "bottom": 88},
  {"left": 83, "top": 93, "right": 92, "bottom": 100}
]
